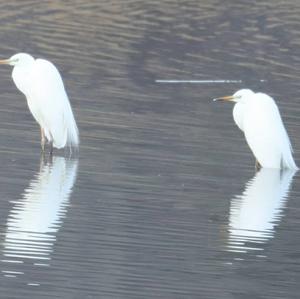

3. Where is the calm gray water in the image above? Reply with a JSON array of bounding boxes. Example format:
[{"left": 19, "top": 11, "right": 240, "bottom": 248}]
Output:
[{"left": 0, "top": 1, "right": 300, "bottom": 298}]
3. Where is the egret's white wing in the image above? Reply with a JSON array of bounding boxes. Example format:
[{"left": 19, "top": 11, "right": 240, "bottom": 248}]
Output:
[
  {"left": 27, "top": 59, "right": 78, "bottom": 148},
  {"left": 243, "top": 93, "right": 296, "bottom": 169}
]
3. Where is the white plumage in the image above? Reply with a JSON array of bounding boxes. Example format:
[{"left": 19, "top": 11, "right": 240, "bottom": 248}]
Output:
[
  {"left": 214, "top": 89, "right": 297, "bottom": 170},
  {"left": 0, "top": 53, "right": 79, "bottom": 151}
]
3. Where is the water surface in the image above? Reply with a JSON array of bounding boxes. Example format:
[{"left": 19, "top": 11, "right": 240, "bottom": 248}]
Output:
[{"left": 0, "top": 1, "right": 300, "bottom": 298}]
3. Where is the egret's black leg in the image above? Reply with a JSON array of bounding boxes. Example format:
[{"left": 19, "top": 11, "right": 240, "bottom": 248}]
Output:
[
  {"left": 255, "top": 160, "right": 262, "bottom": 172},
  {"left": 49, "top": 141, "right": 53, "bottom": 156}
]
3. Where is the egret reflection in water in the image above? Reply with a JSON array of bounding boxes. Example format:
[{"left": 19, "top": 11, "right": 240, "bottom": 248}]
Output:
[
  {"left": 1, "top": 156, "right": 78, "bottom": 278},
  {"left": 227, "top": 168, "right": 296, "bottom": 254}
]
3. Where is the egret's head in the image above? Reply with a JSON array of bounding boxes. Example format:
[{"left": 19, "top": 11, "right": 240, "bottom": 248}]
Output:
[
  {"left": 0, "top": 53, "right": 34, "bottom": 67},
  {"left": 214, "top": 89, "right": 255, "bottom": 103}
]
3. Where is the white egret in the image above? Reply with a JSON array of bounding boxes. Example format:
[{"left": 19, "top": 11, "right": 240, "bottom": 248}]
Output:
[
  {"left": 214, "top": 89, "right": 297, "bottom": 170},
  {"left": 0, "top": 53, "right": 79, "bottom": 153}
]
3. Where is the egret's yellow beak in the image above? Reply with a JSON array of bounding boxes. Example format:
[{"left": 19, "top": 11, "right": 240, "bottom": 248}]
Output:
[
  {"left": 0, "top": 59, "right": 10, "bottom": 65},
  {"left": 213, "top": 95, "right": 235, "bottom": 102}
]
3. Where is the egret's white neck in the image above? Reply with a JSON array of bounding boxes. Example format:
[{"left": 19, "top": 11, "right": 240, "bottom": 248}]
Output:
[
  {"left": 233, "top": 101, "right": 245, "bottom": 132},
  {"left": 11, "top": 61, "right": 35, "bottom": 96}
]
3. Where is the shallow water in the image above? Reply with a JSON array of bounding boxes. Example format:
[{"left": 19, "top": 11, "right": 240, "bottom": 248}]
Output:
[{"left": 0, "top": 1, "right": 300, "bottom": 298}]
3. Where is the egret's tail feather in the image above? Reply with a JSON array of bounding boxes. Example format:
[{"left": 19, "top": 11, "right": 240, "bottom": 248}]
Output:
[
  {"left": 64, "top": 104, "right": 79, "bottom": 148},
  {"left": 282, "top": 158, "right": 298, "bottom": 170},
  {"left": 66, "top": 117, "right": 79, "bottom": 148},
  {"left": 282, "top": 147, "right": 298, "bottom": 170},
  {"left": 50, "top": 103, "right": 79, "bottom": 150}
]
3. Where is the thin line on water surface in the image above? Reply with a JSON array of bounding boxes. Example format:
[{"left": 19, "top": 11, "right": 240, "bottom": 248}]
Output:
[
  {"left": 155, "top": 79, "right": 267, "bottom": 83},
  {"left": 2, "top": 270, "right": 24, "bottom": 275},
  {"left": 1, "top": 259, "right": 23, "bottom": 264},
  {"left": 155, "top": 79, "right": 243, "bottom": 83},
  {"left": 27, "top": 283, "right": 40, "bottom": 286}
]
